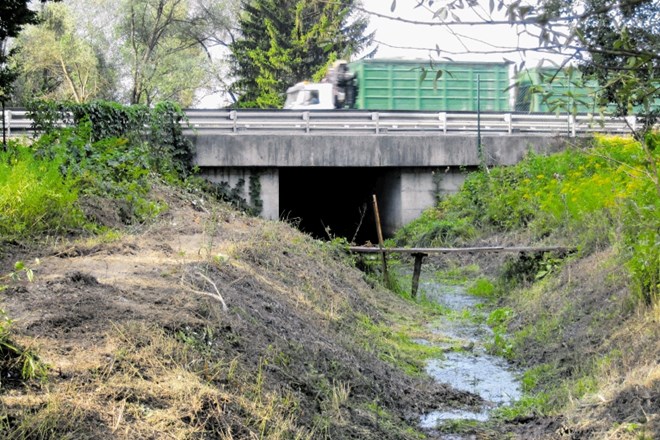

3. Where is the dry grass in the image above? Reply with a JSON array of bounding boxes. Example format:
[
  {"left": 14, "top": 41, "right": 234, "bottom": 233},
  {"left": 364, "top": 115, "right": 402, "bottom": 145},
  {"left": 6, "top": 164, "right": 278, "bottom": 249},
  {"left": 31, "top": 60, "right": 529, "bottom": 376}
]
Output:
[
  {"left": 3, "top": 323, "right": 314, "bottom": 439},
  {"left": 504, "top": 248, "right": 660, "bottom": 439}
]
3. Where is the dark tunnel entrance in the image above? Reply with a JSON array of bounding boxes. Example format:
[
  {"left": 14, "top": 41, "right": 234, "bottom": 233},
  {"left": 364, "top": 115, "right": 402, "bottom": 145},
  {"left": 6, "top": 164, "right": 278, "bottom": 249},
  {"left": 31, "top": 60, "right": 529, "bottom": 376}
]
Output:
[{"left": 279, "top": 167, "right": 389, "bottom": 244}]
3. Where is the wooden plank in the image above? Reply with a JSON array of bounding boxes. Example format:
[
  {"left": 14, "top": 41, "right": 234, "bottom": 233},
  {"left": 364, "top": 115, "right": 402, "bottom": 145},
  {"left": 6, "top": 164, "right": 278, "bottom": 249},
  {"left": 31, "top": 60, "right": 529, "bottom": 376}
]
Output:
[{"left": 349, "top": 245, "right": 575, "bottom": 254}]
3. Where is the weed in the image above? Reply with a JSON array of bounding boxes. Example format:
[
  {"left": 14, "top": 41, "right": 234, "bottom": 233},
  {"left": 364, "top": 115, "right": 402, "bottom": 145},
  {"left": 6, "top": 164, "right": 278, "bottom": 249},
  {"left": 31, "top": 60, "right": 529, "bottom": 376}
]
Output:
[
  {"left": 0, "top": 143, "right": 85, "bottom": 238},
  {"left": 356, "top": 314, "right": 443, "bottom": 376},
  {"left": 467, "top": 277, "right": 496, "bottom": 297},
  {"left": 0, "top": 308, "right": 48, "bottom": 384},
  {"left": 396, "top": 134, "right": 659, "bottom": 304},
  {"left": 0, "top": 259, "right": 39, "bottom": 284}
]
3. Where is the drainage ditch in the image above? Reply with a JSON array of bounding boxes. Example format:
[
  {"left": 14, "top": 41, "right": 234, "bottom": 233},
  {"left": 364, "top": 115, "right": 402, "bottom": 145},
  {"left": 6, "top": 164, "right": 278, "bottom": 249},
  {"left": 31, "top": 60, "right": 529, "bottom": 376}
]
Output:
[{"left": 416, "top": 279, "right": 522, "bottom": 435}]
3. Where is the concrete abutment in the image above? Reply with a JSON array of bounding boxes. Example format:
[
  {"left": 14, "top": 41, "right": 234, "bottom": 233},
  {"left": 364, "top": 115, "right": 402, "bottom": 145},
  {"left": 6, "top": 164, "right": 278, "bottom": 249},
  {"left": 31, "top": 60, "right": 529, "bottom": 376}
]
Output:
[
  {"left": 200, "top": 166, "right": 468, "bottom": 240},
  {"left": 192, "top": 132, "right": 571, "bottom": 240}
]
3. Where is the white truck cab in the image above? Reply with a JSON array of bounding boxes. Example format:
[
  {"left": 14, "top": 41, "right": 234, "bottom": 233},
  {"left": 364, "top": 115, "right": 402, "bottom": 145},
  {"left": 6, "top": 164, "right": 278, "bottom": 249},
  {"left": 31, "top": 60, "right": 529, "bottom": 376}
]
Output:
[{"left": 284, "top": 82, "right": 335, "bottom": 110}]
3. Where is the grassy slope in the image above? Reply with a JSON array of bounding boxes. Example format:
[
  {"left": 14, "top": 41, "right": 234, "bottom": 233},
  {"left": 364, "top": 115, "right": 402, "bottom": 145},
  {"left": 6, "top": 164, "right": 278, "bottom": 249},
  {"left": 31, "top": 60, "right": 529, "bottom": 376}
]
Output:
[
  {"left": 397, "top": 134, "right": 659, "bottom": 439},
  {"left": 0, "top": 182, "right": 481, "bottom": 439}
]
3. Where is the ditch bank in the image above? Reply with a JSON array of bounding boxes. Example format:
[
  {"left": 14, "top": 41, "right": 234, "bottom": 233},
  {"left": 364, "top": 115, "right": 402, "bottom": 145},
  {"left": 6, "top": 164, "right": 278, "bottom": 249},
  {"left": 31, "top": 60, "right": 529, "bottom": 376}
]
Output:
[{"left": 0, "top": 187, "right": 482, "bottom": 439}]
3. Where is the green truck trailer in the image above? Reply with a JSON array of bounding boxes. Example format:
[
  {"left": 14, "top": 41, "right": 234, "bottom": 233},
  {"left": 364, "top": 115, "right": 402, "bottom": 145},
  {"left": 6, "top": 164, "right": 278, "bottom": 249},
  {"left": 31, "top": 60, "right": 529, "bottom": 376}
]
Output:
[
  {"left": 284, "top": 59, "right": 657, "bottom": 115},
  {"left": 284, "top": 59, "right": 513, "bottom": 112},
  {"left": 348, "top": 59, "right": 512, "bottom": 112}
]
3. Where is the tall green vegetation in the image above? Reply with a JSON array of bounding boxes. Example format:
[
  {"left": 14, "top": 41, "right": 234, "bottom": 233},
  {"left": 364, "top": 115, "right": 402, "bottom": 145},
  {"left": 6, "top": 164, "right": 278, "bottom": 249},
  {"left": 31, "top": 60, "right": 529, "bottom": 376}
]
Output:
[
  {"left": 229, "top": 0, "right": 372, "bottom": 108},
  {"left": 0, "top": 101, "right": 193, "bottom": 240},
  {"left": 0, "top": 142, "right": 83, "bottom": 237},
  {"left": 397, "top": 134, "right": 660, "bottom": 304}
]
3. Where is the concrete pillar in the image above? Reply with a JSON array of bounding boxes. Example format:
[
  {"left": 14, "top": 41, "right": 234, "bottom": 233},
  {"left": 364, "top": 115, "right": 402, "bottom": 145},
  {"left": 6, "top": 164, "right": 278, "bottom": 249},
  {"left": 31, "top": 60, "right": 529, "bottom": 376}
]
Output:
[
  {"left": 200, "top": 167, "right": 280, "bottom": 220},
  {"left": 400, "top": 167, "right": 468, "bottom": 226},
  {"left": 377, "top": 167, "right": 469, "bottom": 235},
  {"left": 400, "top": 168, "right": 436, "bottom": 226},
  {"left": 377, "top": 170, "right": 402, "bottom": 237}
]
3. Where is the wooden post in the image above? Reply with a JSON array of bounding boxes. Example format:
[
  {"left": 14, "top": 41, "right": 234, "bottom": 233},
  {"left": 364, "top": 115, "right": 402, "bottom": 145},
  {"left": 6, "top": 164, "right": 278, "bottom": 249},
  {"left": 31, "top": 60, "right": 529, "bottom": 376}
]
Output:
[
  {"left": 411, "top": 253, "right": 427, "bottom": 298},
  {"left": 372, "top": 194, "right": 388, "bottom": 283}
]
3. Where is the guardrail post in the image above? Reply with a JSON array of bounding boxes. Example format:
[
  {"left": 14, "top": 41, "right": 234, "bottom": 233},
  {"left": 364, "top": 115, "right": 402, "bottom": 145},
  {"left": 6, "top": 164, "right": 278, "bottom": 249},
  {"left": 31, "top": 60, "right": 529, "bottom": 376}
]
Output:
[
  {"left": 504, "top": 113, "right": 512, "bottom": 134},
  {"left": 569, "top": 114, "right": 576, "bottom": 137},
  {"left": 2, "top": 104, "right": 7, "bottom": 146},
  {"left": 625, "top": 115, "right": 637, "bottom": 132},
  {"left": 229, "top": 110, "right": 237, "bottom": 133},
  {"left": 438, "top": 112, "right": 447, "bottom": 134},
  {"left": 371, "top": 112, "right": 380, "bottom": 134},
  {"left": 303, "top": 111, "right": 310, "bottom": 133}
]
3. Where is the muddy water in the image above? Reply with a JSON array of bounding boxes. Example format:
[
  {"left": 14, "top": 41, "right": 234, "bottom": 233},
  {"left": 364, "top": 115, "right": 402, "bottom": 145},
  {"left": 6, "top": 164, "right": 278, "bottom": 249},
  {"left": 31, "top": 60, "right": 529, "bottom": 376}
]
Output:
[{"left": 418, "top": 280, "right": 521, "bottom": 431}]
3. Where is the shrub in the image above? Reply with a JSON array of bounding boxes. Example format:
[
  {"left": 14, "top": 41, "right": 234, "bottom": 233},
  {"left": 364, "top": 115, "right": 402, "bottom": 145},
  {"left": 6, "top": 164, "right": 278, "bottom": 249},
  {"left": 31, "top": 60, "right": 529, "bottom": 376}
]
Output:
[
  {"left": 0, "top": 143, "right": 84, "bottom": 238},
  {"left": 397, "top": 133, "right": 660, "bottom": 303}
]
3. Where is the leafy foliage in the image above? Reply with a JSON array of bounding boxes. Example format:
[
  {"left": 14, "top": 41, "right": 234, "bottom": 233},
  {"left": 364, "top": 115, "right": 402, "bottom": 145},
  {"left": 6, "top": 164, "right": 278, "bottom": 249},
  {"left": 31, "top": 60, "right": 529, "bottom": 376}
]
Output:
[
  {"left": 12, "top": 2, "right": 112, "bottom": 103},
  {"left": 0, "top": 142, "right": 84, "bottom": 237},
  {"left": 27, "top": 100, "right": 194, "bottom": 179},
  {"left": 0, "top": 0, "right": 61, "bottom": 102},
  {"left": 229, "top": 0, "right": 372, "bottom": 108},
  {"left": 0, "top": 100, "right": 197, "bottom": 239},
  {"left": 397, "top": 134, "right": 660, "bottom": 303},
  {"left": 540, "top": 0, "right": 659, "bottom": 122}
]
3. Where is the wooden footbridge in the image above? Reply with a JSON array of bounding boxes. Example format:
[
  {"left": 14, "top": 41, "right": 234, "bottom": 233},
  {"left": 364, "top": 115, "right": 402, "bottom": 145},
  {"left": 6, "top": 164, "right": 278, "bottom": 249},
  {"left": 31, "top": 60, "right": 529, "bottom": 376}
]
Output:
[{"left": 348, "top": 196, "right": 575, "bottom": 298}]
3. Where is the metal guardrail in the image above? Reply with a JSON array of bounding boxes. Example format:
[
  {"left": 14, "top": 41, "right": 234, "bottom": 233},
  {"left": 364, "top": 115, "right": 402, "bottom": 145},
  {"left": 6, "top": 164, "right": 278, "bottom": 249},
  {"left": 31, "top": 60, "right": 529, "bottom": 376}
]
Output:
[
  {"left": 3, "top": 108, "right": 638, "bottom": 138},
  {"left": 183, "top": 110, "right": 638, "bottom": 136},
  {"left": 2, "top": 110, "right": 33, "bottom": 138}
]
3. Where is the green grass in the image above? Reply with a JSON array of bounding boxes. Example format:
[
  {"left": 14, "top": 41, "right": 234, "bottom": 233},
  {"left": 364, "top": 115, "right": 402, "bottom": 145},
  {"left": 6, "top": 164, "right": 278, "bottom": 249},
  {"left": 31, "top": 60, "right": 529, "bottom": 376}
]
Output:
[
  {"left": 356, "top": 314, "right": 444, "bottom": 376},
  {"left": 0, "top": 144, "right": 85, "bottom": 238},
  {"left": 396, "top": 134, "right": 660, "bottom": 304}
]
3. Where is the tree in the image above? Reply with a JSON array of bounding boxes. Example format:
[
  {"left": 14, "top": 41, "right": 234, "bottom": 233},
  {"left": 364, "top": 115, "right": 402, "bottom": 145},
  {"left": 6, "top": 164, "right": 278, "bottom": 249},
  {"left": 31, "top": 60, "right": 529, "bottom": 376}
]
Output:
[
  {"left": 1, "top": 0, "right": 60, "bottom": 147},
  {"left": 116, "top": 0, "right": 237, "bottom": 107},
  {"left": 0, "top": 1, "right": 46, "bottom": 101},
  {"left": 13, "top": 2, "right": 113, "bottom": 103},
  {"left": 537, "top": 0, "right": 659, "bottom": 123},
  {"left": 229, "top": 0, "right": 372, "bottom": 108}
]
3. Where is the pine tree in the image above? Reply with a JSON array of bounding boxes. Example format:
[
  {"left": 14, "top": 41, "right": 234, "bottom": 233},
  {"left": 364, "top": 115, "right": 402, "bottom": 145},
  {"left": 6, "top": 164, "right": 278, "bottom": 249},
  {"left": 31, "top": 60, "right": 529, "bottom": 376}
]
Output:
[{"left": 229, "top": 0, "right": 371, "bottom": 108}]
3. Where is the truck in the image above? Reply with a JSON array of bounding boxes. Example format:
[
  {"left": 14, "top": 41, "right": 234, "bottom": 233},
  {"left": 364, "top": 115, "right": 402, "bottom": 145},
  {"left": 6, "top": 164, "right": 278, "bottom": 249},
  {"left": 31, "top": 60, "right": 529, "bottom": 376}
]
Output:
[
  {"left": 284, "top": 59, "right": 512, "bottom": 112},
  {"left": 284, "top": 60, "right": 357, "bottom": 110}
]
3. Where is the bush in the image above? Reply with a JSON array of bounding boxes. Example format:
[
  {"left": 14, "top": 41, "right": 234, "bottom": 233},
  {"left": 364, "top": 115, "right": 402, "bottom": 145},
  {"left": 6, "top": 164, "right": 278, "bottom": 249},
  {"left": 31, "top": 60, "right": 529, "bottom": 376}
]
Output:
[
  {"left": 0, "top": 143, "right": 84, "bottom": 238},
  {"left": 396, "top": 133, "right": 660, "bottom": 303}
]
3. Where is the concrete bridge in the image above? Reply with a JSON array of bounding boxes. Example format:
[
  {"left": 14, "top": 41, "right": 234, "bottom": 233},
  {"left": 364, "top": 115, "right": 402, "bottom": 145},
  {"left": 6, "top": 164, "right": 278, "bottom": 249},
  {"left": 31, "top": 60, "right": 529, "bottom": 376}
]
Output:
[
  {"left": 5, "top": 108, "right": 626, "bottom": 239},
  {"left": 187, "top": 109, "right": 618, "bottom": 238}
]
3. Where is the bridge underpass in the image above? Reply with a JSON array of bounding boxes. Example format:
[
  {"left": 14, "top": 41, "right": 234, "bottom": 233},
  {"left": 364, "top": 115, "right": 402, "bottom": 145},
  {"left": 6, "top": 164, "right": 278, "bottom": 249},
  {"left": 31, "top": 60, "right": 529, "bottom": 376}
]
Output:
[
  {"left": 183, "top": 110, "right": 624, "bottom": 240},
  {"left": 3, "top": 109, "right": 632, "bottom": 240},
  {"left": 279, "top": 167, "right": 383, "bottom": 242}
]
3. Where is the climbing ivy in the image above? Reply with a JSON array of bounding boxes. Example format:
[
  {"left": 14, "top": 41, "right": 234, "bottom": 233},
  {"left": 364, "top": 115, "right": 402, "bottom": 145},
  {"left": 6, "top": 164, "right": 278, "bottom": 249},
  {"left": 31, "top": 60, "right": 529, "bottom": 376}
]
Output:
[
  {"left": 26, "top": 100, "right": 194, "bottom": 179},
  {"left": 249, "top": 171, "right": 263, "bottom": 216}
]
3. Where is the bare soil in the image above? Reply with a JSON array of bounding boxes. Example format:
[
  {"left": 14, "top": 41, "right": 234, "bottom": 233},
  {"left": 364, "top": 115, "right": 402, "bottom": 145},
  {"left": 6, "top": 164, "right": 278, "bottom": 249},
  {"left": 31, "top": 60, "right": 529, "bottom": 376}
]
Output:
[{"left": 0, "top": 186, "right": 480, "bottom": 439}]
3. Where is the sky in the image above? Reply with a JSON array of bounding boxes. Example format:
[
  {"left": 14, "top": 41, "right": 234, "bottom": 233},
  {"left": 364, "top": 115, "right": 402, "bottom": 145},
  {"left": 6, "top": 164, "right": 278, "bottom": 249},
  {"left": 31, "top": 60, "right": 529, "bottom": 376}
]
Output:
[{"left": 359, "top": 0, "right": 568, "bottom": 67}]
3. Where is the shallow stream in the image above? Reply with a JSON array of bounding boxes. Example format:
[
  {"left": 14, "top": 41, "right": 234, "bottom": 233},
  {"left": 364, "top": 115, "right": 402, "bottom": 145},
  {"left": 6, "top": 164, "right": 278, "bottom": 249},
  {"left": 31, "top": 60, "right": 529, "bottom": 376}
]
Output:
[{"left": 416, "top": 280, "right": 522, "bottom": 433}]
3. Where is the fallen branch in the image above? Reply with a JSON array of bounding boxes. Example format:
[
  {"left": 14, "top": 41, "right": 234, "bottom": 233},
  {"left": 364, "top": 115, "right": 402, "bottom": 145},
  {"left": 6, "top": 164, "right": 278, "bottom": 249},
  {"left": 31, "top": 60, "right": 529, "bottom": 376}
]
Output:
[{"left": 180, "top": 271, "right": 228, "bottom": 312}]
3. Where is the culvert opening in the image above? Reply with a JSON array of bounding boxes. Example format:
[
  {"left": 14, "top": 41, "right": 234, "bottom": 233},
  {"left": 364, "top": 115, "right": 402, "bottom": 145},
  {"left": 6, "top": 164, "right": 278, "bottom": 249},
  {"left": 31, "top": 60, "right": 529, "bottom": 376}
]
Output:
[{"left": 279, "top": 167, "right": 390, "bottom": 244}]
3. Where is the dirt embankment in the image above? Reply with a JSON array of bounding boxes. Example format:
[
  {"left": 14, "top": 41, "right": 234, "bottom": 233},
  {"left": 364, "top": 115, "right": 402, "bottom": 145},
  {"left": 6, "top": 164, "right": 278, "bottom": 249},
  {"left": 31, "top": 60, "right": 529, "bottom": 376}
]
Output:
[
  {"left": 0, "top": 187, "right": 478, "bottom": 439},
  {"left": 505, "top": 248, "right": 660, "bottom": 440}
]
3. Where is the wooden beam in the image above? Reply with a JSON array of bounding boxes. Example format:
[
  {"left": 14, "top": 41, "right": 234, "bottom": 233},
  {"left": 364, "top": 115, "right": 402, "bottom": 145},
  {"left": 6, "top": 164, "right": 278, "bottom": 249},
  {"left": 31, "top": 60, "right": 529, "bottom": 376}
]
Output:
[
  {"left": 372, "top": 195, "right": 389, "bottom": 283},
  {"left": 349, "top": 245, "right": 575, "bottom": 254}
]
